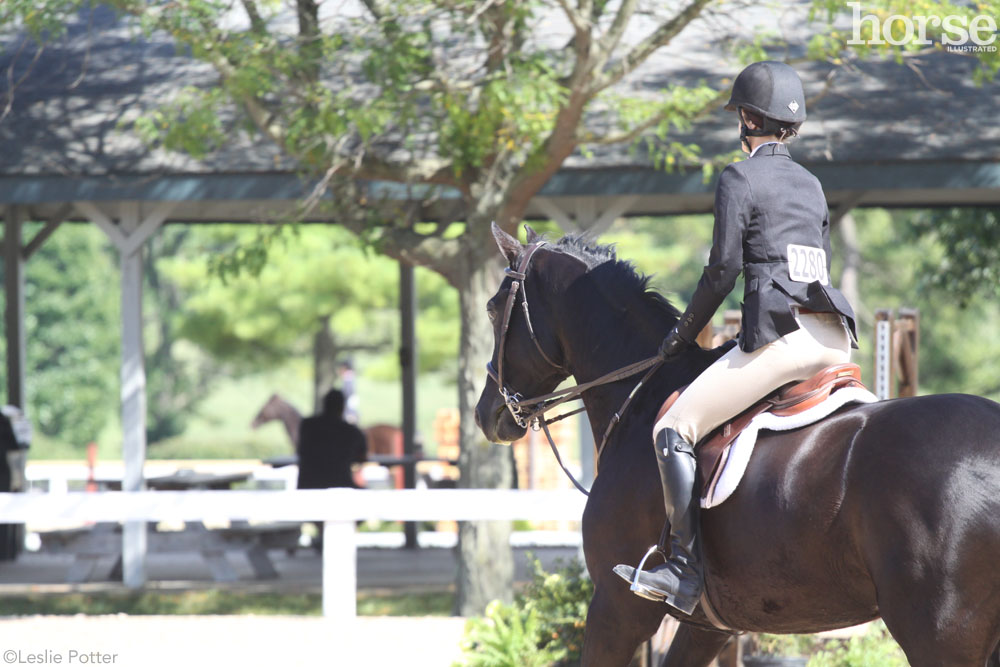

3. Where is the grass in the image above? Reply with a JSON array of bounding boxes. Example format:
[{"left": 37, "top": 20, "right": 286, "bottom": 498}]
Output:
[{"left": 0, "top": 590, "right": 454, "bottom": 617}]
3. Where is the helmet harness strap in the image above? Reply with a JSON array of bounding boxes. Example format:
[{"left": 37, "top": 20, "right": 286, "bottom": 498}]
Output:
[
  {"left": 739, "top": 108, "right": 792, "bottom": 152},
  {"left": 739, "top": 107, "right": 782, "bottom": 153}
]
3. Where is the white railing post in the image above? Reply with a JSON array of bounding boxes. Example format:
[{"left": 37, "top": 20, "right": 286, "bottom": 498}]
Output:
[
  {"left": 322, "top": 520, "right": 357, "bottom": 620},
  {"left": 874, "top": 309, "right": 893, "bottom": 401}
]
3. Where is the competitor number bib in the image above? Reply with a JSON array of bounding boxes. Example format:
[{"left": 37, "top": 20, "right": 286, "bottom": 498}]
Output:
[{"left": 787, "top": 244, "right": 828, "bottom": 285}]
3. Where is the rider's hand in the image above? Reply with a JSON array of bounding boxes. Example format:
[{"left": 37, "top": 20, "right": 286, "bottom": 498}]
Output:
[{"left": 658, "top": 327, "right": 692, "bottom": 361}]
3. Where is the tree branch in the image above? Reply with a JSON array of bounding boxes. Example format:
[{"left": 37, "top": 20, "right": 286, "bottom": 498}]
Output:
[
  {"left": 340, "top": 218, "right": 464, "bottom": 275},
  {"left": 240, "top": 0, "right": 267, "bottom": 35},
  {"left": 359, "top": 0, "right": 383, "bottom": 21},
  {"left": 580, "top": 88, "right": 728, "bottom": 146},
  {"left": 555, "top": 0, "right": 589, "bottom": 37},
  {"left": 296, "top": 0, "right": 321, "bottom": 83},
  {"left": 592, "top": 0, "right": 714, "bottom": 93},
  {"left": 592, "top": 0, "right": 639, "bottom": 72}
]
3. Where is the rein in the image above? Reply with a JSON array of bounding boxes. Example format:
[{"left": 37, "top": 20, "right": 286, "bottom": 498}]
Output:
[{"left": 486, "top": 242, "right": 663, "bottom": 495}]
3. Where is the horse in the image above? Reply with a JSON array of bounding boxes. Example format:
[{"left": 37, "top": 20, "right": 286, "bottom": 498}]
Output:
[
  {"left": 251, "top": 393, "right": 407, "bottom": 487},
  {"left": 251, "top": 393, "right": 303, "bottom": 448},
  {"left": 475, "top": 226, "right": 1000, "bottom": 667}
]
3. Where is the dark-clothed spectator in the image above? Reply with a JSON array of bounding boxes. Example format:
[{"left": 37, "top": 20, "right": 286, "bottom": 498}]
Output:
[{"left": 297, "top": 389, "right": 367, "bottom": 489}]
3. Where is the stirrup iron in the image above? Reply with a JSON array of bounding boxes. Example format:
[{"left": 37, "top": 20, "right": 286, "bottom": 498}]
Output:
[{"left": 629, "top": 545, "right": 668, "bottom": 602}]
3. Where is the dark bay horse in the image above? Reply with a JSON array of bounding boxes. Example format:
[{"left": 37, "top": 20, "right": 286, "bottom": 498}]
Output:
[{"left": 475, "top": 228, "right": 1000, "bottom": 667}]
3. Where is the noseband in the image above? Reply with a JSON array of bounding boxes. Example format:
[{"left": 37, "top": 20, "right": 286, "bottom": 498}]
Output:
[{"left": 484, "top": 241, "right": 664, "bottom": 494}]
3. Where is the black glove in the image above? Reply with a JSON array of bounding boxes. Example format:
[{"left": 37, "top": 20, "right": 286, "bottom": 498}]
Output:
[{"left": 658, "top": 327, "right": 693, "bottom": 361}]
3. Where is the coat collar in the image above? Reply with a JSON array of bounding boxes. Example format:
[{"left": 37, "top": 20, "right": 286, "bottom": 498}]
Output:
[{"left": 749, "top": 142, "right": 791, "bottom": 159}]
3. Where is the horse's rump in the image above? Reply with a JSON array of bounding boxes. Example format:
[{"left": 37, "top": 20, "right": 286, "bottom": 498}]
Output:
[{"left": 700, "top": 393, "right": 1000, "bottom": 634}]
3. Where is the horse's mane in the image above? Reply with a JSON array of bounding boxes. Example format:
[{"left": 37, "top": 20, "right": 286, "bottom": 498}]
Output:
[{"left": 548, "top": 234, "right": 682, "bottom": 323}]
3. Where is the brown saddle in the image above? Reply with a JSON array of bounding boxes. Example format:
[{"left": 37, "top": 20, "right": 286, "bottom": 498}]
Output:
[{"left": 655, "top": 363, "right": 866, "bottom": 491}]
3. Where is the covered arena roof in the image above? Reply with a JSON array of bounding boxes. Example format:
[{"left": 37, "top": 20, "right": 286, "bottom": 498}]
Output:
[{"left": 1, "top": 3, "right": 999, "bottom": 221}]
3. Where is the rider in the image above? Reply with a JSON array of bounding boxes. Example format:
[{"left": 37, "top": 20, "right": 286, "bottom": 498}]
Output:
[{"left": 614, "top": 61, "right": 858, "bottom": 615}]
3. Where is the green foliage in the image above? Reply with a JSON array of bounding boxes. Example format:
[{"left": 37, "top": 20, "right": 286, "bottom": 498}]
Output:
[
  {"left": 131, "top": 87, "right": 228, "bottom": 159},
  {"left": 145, "top": 227, "right": 217, "bottom": 443},
  {"left": 808, "top": 623, "right": 907, "bottom": 667},
  {"left": 905, "top": 207, "right": 1000, "bottom": 305},
  {"left": 160, "top": 223, "right": 459, "bottom": 381},
  {"left": 813, "top": 0, "right": 1000, "bottom": 83},
  {"left": 754, "top": 633, "right": 821, "bottom": 657},
  {"left": 161, "top": 225, "right": 399, "bottom": 369},
  {"left": 0, "top": 0, "right": 88, "bottom": 42},
  {"left": 603, "top": 217, "right": 735, "bottom": 314},
  {"left": 846, "top": 208, "right": 1000, "bottom": 399},
  {"left": 519, "top": 556, "right": 593, "bottom": 664},
  {"left": 356, "top": 590, "right": 454, "bottom": 617},
  {"left": 0, "top": 590, "right": 321, "bottom": 616},
  {"left": 455, "top": 556, "right": 593, "bottom": 667},
  {"left": 749, "top": 624, "right": 906, "bottom": 665},
  {"left": 607, "top": 212, "right": 1000, "bottom": 402},
  {"left": 20, "top": 224, "right": 119, "bottom": 448},
  {"left": 456, "top": 599, "right": 568, "bottom": 667},
  {"left": 0, "top": 588, "right": 452, "bottom": 616}
]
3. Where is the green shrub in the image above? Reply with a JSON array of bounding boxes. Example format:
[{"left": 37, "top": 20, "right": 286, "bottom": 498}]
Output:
[
  {"left": 808, "top": 623, "right": 907, "bottom": 667},
  {"left": 752, "top": 633, "right": 820, "bottom": 656},
  {"left": 456, "top": 600, "right": 567, "bottom": 667},
  {"left": 455, "top": 555, "right": 593, "bottom": 667},
  {"left": 520, "top": 556, "right": 593, "bottom": 664}
]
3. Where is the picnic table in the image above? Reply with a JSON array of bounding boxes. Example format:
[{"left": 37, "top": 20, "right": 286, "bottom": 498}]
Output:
[
  {"left": 39, "top": 469, "right": 293, "bottom": 583},
  {"left": 263, "top": 454, "right": 458, "bottom": 468},
  {"left": 39, "top": 520, "right": 303, "bottom": 584},
  {"left": 145, "top": 469, "right": 252, "bottom": 490}
]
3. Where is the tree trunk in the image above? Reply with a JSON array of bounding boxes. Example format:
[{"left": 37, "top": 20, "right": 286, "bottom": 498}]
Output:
[
  {"left": 837, "top": 211, "right": 865, "bottom": 323},
  {"left": 312, "top": 317, "right": 338, "bottom": 413},
  {"left": 453, "top": 236, "right": 516, "bottom": 616}
]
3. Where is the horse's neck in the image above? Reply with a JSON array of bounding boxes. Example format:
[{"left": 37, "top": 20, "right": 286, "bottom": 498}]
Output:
[
  {"left": 562, "top": 296, "right": 671, "bottom": 446},
  {"left": 277, "top": 401, "right": 302, "bottom": 443},
  {"left": 261, "top": 397, "right": 302, "bottom": 444}
]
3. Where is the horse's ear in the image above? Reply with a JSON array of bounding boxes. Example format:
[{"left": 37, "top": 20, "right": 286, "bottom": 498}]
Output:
[
  {"left": 524, "top": 224, "right": 540, "bottom": 244},
  {"left": 491, "top": 221, "right": 521, "bottom": 265}
]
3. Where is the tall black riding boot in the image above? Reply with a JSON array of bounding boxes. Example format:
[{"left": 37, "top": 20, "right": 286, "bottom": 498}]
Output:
[{"left": 613, "top": 427, "right": 703, "bottom": 615}]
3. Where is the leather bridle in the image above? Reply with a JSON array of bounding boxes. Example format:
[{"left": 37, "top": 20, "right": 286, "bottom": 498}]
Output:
[
  {"left": 485, "top": 242, "right": 566, "bottom": 429},
  {"left": 484, "top": 242, "right": 664, "bottom": 494}
]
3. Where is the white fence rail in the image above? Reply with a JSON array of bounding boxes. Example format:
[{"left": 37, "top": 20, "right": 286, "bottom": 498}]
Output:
[{"left": 0, "top": 489, "right": 588, "bottom": 619}]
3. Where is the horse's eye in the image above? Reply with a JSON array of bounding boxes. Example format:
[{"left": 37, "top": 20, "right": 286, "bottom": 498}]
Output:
[{"left": 487, "top": 308, "right": 497, "bottom": 322}]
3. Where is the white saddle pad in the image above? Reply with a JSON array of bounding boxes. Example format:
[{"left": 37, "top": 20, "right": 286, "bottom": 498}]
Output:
[{"left": 702, "top": 387, "right": 880, "bottom": 509}]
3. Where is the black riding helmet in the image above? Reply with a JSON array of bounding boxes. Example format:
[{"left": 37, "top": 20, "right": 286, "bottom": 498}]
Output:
[{"left": 725, "top": 61, "right": 806, "bottom": 150}]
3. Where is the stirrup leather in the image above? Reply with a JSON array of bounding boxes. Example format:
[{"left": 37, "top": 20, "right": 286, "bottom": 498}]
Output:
[{"left": 628, "top": 545, "right": 669, "bottom": 602}]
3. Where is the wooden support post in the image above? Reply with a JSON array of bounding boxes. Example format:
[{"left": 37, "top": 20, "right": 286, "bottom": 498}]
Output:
[
  {"left": 4, "top": 205, "right": 68, "bottom": 408},
  {"left": 537, "top": 195, "right": 637, "bottom": 236},
  {"left": 4, "top": 206, "right": 26, "bottom": 408},
  {"left": 322, "top": 520, "right": 356, "bottom": 620},
  {"left": 119, "top": 204, "right": 148, "bottom": 589},
  {"left": 399, "top": 261, "right": 418, "bottom": 548},
  {"left": 895, "top": 308, "right": 920, "bottom": 398},
  {"left": 78, "top": 200, "right": 173, "bottom": 588}
]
